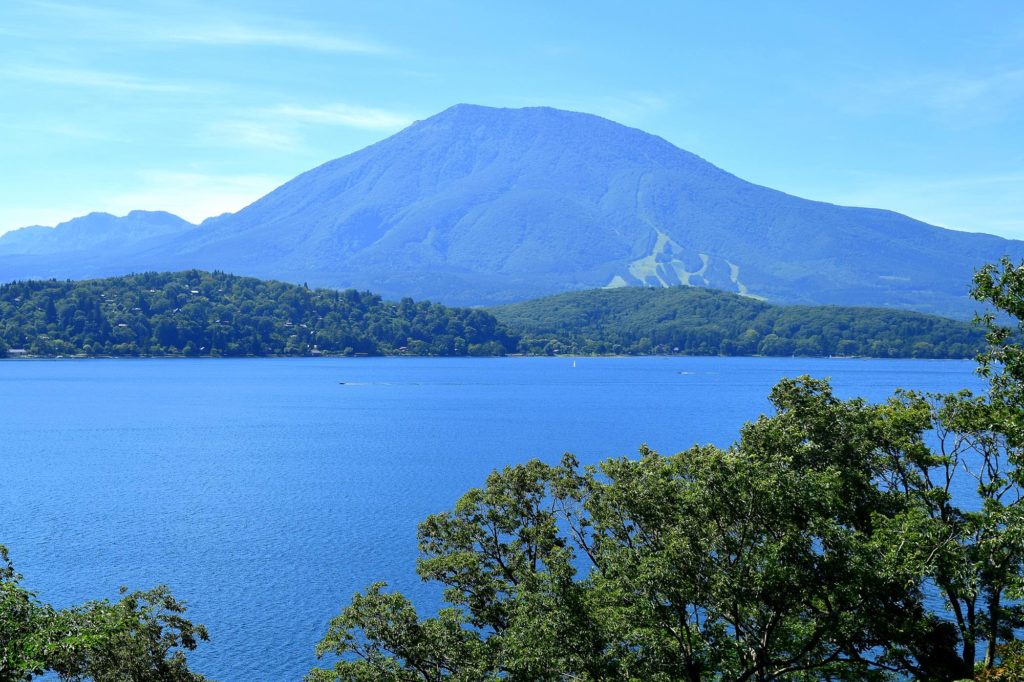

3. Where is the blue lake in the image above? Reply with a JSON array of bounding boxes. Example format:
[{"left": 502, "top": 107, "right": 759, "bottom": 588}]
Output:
[{"left": 0, "top": 357, "right": 983, "bottom": 680}]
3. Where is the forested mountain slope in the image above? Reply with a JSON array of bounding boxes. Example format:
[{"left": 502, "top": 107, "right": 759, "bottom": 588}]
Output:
[
  {"left": 0, "top": 271, "right": 514, "bottom": 357},
  {"left": 490, "top": 285, "right": 985, "bottom": 357}
]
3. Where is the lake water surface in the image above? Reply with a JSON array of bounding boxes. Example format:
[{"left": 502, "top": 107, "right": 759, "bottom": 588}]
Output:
[{"left": 0, "top": 357, "right": 982, "bottom": 680}]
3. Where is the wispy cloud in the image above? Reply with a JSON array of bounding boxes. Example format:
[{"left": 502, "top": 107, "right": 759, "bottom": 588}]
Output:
[
  {"left": 23, "top": 1, "right": 393, "bottom": 55},
  {"left": 840, "top": 67, "right": 1024, "bottom": 120},
  {"left": 1, "top": 119, "right": 116, "bottom": 142},
  {"left": 1, "top": 65, "right": 195, "bottom": 93},
  {"left": 106, "top": 171, "right": 284, "bottom": 222},
  {"left": 163, "top": 25, "right": 390, "bottom": 55},
  {"left": 204, "top": 121, "right": 301, "bottom": 152},
  {"left": 202, "top": 103, "right": 413, "bottom": 152},
  {"left": 924, "top": 69, "right": 1024, "bottom": 110},
  {"left": 271, "top": 103, "right": 414, "bottom": 130}
]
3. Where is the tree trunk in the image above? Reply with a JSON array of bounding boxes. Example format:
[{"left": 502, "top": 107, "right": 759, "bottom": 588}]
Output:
[
  {"left": 984, "top": 590, "right": 1001, "bottom": 669},
  {"left": 963, "top": 598, "right": 976, "bottom": 672}
]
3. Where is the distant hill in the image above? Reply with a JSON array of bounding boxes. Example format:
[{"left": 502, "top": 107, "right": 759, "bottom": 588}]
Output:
[
  {"left": 489, "top": 286, "right": 985, "bottom": 358},
  {"left": 0, "top": 272, "right": 985, "bottom": 360},
  {"left": 0, "top": 271, "right": 515, "bottom": 357},
  {"left": 0, "top": 105, "right": 1020, "bottom": 318},
  {"left": 0, "top": 211, "right": 194, "bottom": 256}
]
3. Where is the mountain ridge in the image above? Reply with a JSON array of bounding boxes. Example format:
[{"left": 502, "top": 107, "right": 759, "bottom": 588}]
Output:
[
  {"left": 0, "top": 210, "right": 196, "bottom": 257},
  {"left": 0, "top": 104, "right": 1018, "bottom": 318}
]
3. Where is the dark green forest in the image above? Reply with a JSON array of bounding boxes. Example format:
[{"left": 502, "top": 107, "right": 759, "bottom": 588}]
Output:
[
  {"left": 0, "top": 271, "right": 987, "bottom": 359},
  {"left": 491, "top": 285, "right": 985, "bottom": 358},
  {"left": 0, "top": 271, "right": 516, "bottom": 358}
]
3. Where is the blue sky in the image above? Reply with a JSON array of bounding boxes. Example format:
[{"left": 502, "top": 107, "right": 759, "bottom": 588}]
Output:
[{"left": 1, "top": 1, "right": 1022, "bottom": 237}]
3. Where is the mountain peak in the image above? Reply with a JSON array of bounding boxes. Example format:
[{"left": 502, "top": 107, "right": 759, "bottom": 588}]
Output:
[
  {"left": 0, "top": 104, "right": 1018, "bottom": 318},
  {"left": 420, "top": 102, "right": 657, "bottom": 136}
]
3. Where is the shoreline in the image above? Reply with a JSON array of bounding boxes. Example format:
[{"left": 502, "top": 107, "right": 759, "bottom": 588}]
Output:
[{"left": 0, "top": 352, "right": 976, "bottom": 362}]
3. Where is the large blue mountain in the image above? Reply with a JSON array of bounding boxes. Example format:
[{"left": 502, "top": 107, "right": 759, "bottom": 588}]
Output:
[{"left": 1, "top": 104, "right": 1019, "bottom": 318}]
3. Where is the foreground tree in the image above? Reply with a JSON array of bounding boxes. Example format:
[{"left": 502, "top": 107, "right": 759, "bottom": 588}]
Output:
[
  {"left": 310, "top": 259, "right": 1024, "bottom": 681},
  {"left": 308, "top": 383, "right": 962, "bottom": 680},
  {"left": 0, "top": 545, "right": 208, "bottom": 682},
  {"left": 894, "top": 258, "right": 1024, "bottom": 674}
]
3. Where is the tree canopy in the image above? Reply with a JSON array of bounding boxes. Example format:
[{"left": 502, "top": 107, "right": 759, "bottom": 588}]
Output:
[
  {"left": 490, "top": 285, "right": 985, "bottom": 358},
  {"left": 0, "top": 271, "right": 516, "bottom": 358},
  {"left": 309, "top": 259, "right": 1024, "bottom": 681},
  {"left": 0, "top": 545, "right": 208, "bottom": 682},
  {"left": 0, "top": 271, "right": 988, "bottom": 360}
]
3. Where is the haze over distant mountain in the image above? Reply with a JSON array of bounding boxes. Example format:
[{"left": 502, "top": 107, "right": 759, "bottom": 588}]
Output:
[
  {"left": 0, "top": 211, "right": 194, "bottom": 257},
  {"left": 0, "top": 104, "right": 1019, "bottom": 318}
]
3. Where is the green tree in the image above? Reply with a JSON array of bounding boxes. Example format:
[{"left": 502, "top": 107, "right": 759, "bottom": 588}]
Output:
[
  {"left": 0, "top": 271, "right": 517, "bottom": 359},
  {"left": 309, "top": 384, "right": 954, "bottom": 680},
  {"left": 311, "top": 261, "right": 1024, "bottom": 680},
  {"left": 880, "top": 258, "right": 1024, "bottom": 676},
  {"left": 0, "top": 545, "right": 208, "bottom": 682},
  {"left": 1, "top": 545, "right": 49, "bottom": 681}
]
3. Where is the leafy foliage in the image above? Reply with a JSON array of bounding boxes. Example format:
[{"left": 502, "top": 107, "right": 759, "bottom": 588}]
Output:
[
  {"left": 312, "top": 261, "right": 1024, "bottom": 681},
  {"left": 491, "top": 285, "right": 985, "bottom": 358},
  {"left": 0, "top": 271, "right": 516, "bottom": 357},
  {"left": 0, "top": 545, "right": 208, "bottom": 681},
  {"left": 310, "top": 379, "right": 986, "bottom": 681}
]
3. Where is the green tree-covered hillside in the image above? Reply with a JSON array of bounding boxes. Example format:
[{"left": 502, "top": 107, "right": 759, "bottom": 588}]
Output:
[
  {"left": 491, "top": 285, "right": 985, "bottom": 358},
  {"left": 0, "top": 272, "right": 988, "bottom": 359},
  {"left": 0, "top": 271, "right": 516, "bottom": 357}
]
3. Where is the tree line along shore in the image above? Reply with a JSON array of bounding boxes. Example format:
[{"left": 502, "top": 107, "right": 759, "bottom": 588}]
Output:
[{"left": 0, "top": 270, "right": 985, "bottom": 360}]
